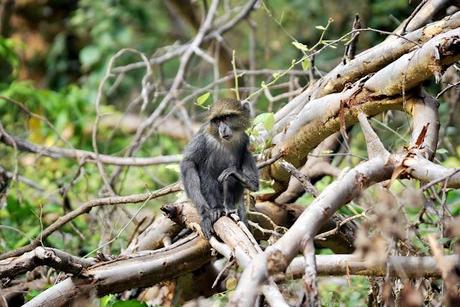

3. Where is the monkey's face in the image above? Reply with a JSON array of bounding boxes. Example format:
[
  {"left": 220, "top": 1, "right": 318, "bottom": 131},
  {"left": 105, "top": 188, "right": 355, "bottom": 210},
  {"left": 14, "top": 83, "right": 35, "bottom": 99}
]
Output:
[
  {"left": 211, "top": 114, "right": 240, "bottom": 141},
  {"left": 208, "top": 99, "right": 251, "bottom": 142}
]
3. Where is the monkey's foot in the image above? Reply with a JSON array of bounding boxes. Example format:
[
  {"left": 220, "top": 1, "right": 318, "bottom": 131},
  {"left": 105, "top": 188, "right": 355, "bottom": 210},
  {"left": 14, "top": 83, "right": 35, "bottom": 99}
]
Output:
[{"left": 224, "top": 208, "right": 238, "bottom": 216}]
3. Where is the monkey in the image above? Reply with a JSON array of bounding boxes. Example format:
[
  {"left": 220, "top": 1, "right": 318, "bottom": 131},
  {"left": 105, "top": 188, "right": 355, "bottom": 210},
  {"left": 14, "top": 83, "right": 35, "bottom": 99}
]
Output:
[{"left": 180, "top": 98, "right": 259, "bottom": 239}]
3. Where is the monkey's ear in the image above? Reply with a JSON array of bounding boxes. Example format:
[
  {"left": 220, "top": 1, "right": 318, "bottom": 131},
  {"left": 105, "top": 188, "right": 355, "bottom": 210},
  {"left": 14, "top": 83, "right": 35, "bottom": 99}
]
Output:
[{"left": 241, "top": 101, "right": 251, "bottom": 116}]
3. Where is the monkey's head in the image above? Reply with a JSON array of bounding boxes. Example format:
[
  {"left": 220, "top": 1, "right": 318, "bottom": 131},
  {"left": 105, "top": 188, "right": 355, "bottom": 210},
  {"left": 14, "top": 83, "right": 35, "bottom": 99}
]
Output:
[{"left": 208, "top": 98, "right": 251, "bottom": 142}]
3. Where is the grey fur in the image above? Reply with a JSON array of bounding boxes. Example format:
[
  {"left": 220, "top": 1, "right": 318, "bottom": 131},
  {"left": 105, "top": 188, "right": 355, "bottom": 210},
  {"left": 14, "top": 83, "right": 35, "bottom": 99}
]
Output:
[{"left": 180, "top": 108, "right": 259, "bottom": 239}]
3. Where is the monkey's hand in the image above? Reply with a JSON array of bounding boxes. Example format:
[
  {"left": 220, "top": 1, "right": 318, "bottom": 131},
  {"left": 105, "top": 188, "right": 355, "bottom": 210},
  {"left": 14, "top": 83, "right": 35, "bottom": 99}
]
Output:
[
  {"left": 218, "top": 166, "right": 238, "bottom": 183},
  {"left": 200, "top": 209, "right": 223, "bottom": 240},
  {"left": 200, "top": 215, "right": 214, "bottom": 240}
]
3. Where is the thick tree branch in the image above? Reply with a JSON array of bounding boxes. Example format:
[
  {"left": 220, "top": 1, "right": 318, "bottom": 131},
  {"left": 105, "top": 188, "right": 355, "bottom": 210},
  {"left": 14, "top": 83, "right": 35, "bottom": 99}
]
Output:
[
  {"left": 23, "top": 235, "right": 212, "bottom": 307},
  {"left": 273, "top": 11, "right": 460, "bottom": 134}
]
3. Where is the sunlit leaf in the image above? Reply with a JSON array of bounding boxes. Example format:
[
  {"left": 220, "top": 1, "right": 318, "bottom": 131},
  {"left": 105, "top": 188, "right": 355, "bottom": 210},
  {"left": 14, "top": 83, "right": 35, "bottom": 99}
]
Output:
[
  {"left": 292, "top": 41, "right": 309, "bottom": 52},
  {"left": 301, "top": 58, "right": 311, "bottom": 71},
  {"left": 254, "top": 112, "right": 275, "bottom": 130},
  {"left": 196, "top": 92, "right": 210, "bottom": 107}
]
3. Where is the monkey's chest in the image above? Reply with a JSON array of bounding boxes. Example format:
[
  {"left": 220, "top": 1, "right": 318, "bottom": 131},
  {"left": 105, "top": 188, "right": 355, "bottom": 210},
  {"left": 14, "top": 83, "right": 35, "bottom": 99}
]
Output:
[{"left": 204, "top": 148, "right": 240, "bottom": 178}]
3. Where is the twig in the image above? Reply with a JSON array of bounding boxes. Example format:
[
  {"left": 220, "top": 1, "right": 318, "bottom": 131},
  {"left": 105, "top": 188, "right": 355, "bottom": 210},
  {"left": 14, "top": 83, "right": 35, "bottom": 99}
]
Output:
[
  {"left": 279, "top": 159, "right": 319, "bottom": 197},
  {"left": 401, "top": 0, "right": 428, "bottom": 35},
  {"left": 256, "top": 152, "right": 283, "bottom": 169},
  {"left": 343, "top": 14, "right": 361, "bottom": 64},
  {"left": 212, "top": 258, "right": 236, "bottom": 289},
  {"left": 315, "top": 212, "right": 365, "bottom": 240},
  {"left": 436, "top": 80, "right": 460, "bottom": 99},
  {"left": 421, "top": 168, "right": 460, "bottom": 191}
]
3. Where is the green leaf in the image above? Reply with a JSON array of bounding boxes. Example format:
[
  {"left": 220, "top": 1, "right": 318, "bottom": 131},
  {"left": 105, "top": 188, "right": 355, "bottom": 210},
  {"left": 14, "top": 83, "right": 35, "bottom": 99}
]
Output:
[
  {"left": 80, "top": 46, "right": 101, "bottom": 68},
  {"left": 196, "top": 92, "right": 210, "bottom": 107},
  {"left": 315, "top": 25, "right": 327, "bottom": 30},
  {"left": 437, "top": 148, "right": 448, "bottom": 154},
  {"left": 301, "top": 58, "right": 311, "bottom": 71},
  {"left": 14, "top": 226, "right": 40, "bottom": 249},
  {"left": 100, "top": 295, "right": 113, "bottom": 307},
  {"left": 113, "top": 300, "right": 148, "bottom": 307},
  {"left": 291, "top": 41, "right": 309, "bottom": 52},
  {"left": 254, "top": 112, "right": 275, "bottom": 130},
  {"left": 6, "top": 195, "right": 33, "bottom": 222}
]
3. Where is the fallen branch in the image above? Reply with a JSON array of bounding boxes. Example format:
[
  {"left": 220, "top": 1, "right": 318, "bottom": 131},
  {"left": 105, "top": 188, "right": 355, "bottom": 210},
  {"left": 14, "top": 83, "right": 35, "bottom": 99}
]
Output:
[{"left": 23, "top": 235, "right": 212, "bottom": 307}]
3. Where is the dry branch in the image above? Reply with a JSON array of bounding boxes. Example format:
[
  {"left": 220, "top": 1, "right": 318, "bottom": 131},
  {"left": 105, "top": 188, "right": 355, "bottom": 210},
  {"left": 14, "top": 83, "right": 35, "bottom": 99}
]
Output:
[
  {"left": 0, "top": 247, "right": 96, "bottom": 279},
  {"left": 287, "top": 254, "right": 460, "bottom": 278},
  {"left": 404, "top": 155, "right": 460, "bottom": 188},
  {"left": 123, "top": 215, "right": 181, "bottom": 254},
  {"left": 231, "top": 94, "right": 448, "bottom": 305},
  {"left": 389, "top": 0, "right": 452, "bottom": 39},
  {"left": 267, "top": 27, "right": 460, "bottom": 188},
  {"left": 23, "top": 235, "right": 212, "bottom": 307},
  {"left": 163, "top": 200, "right": 357, "bottom": 254},
  {"left": 273, "top": 11, "right": 460, "bottom": 134}
]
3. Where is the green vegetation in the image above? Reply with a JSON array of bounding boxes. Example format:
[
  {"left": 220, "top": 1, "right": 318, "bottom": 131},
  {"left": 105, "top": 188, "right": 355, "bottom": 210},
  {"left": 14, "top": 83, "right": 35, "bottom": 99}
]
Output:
[{"left": 1, "top": 0, "right": 459, "bottom": 305}]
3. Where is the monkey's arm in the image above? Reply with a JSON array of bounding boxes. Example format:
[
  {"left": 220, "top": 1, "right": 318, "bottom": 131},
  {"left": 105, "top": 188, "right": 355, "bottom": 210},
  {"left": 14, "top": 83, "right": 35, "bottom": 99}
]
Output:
[
  {"left": 241, "top": 150, "right": 259, "bottom": 191},
  {"left": 181, "top": 159, "right": 220, "bottom": 239},
  {"left": 180, "top": 160, "right": 210, "bottom": 211},
  {"left": 218, "top": 151, "right": 259, "bottom": 191}
]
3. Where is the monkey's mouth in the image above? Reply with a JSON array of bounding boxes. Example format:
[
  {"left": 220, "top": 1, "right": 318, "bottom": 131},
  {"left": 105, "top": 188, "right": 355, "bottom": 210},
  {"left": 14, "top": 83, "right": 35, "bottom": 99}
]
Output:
[{"left": 221, "top": 135, "right": 232, "bottom": 141}]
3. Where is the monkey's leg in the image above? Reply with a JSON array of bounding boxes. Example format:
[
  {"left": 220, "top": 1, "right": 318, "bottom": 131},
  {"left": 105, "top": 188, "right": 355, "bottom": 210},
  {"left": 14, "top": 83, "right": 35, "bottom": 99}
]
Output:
[
  {"left": 222, "top": 179, "right": 237, "bottom": 216},
  {"left": 237, "top": 200, "right": 248, "bottom": 225}
]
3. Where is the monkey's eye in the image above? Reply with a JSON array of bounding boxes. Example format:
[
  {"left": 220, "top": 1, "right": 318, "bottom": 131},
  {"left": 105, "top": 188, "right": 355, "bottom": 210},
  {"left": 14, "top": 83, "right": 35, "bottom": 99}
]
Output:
[{"left": 223, "top": 114, "right": 236, "bottom": 121}]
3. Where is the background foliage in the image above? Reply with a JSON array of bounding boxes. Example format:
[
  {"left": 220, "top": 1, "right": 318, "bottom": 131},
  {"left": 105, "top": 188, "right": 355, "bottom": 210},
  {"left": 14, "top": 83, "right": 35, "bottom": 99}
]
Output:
[{"left": 1, "top": 0, "right": 459, "bottom": 305}]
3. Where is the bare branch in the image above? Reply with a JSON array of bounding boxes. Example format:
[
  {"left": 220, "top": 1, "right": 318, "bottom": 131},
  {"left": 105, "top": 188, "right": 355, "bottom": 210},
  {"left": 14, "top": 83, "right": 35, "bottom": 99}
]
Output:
[
  {"left": 287, "top": 254, "right": 460, "bottom": 278},
  {"left": 357, "top": 112, "right": 389, "bottom": 159},
  {"left": 404, "top": 155, "right": 460, "bottom": 188},
  {"left": 23, "top": 235, "right": 212, "bottom": 307},
  {"left": 0, "top": 247, "right": 96, "bottom": 279},
  {"left": 279, "top": 160, "right": 319, "bottom": 197}
]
